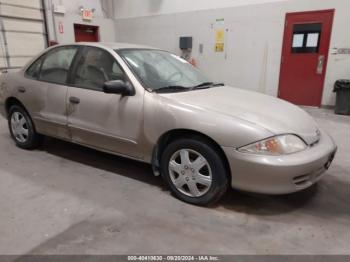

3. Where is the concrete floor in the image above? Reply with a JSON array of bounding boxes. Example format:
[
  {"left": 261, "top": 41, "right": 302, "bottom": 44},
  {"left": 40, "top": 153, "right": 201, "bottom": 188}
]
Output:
[{"left": 0, "top": 108, "right": 349, "bottom": 255}]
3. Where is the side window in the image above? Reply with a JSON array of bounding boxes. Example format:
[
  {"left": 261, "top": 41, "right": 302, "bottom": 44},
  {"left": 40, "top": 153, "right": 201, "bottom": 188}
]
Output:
[
  {"left": 39, "top": 47, "right": 78, "bottom": 85},
  {"left": 291, "top": 23, "right": 322, "bottom": 54},
  {"left": 26, "top": 56, "right": 44, "bottom": 79},
  {"left": 73, "top": 47, "right": 126, "bottom": 91}
]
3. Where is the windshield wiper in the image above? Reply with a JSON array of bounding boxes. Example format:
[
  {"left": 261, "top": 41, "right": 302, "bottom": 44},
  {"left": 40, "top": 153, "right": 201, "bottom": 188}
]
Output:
[
  {"left": 154, "top": 85, "right": 191, "bottom": 93},
  {"left": 193, "top": 82, "right": 225, "bottom": 89},
  {"left": 154, "top": 83, "right": 225, "bottom": 93}
]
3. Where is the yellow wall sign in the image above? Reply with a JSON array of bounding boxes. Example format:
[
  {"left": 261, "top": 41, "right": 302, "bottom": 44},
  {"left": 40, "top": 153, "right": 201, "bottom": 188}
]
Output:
[
  {"left": 216, "top": 29, "right": 225, "bottom": 43},
  {"left": 215, "top": 43, "right": 224, "bottom": 52},
  {"left": 215, "top": 29, "right": 225, "bottom": 52}
]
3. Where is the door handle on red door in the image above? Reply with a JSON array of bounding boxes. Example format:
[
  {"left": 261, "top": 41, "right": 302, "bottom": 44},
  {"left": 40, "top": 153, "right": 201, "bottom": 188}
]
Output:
[
  {"left": 317, "top": 55, "right": 325, "bottom": 75},
  {"left": 69, "top": 96, "right": 80, "bottom": 104}
]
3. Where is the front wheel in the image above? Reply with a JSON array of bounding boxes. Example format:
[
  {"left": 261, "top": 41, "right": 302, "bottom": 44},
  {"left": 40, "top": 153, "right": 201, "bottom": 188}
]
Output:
[
  {"left": 160, "top": 138, "right": 229, "bottom": 206},
  {"left": 8, "top": 105, "right": 43, "bottom": 149}
]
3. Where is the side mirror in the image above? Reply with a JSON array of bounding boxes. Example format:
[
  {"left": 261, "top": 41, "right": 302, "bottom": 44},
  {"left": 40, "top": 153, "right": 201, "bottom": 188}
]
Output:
[{"left": 103, "top": 80, "right": 135, "bottom": 96}]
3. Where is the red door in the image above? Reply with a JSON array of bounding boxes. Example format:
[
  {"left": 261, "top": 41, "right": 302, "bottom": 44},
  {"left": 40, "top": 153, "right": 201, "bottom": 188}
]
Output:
[
  {"left": 278, "top": 10, "right": 334, "bottom": 107},
  {"left": 74, "top": 24, "right": 99, "bottom": 42}
]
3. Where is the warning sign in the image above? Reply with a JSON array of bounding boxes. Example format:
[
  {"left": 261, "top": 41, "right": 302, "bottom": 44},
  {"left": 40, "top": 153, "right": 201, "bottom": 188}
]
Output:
[
  {"left": 215, "top": 43, "right": 224, "bottom": 52},
  {"left": 214, "top": 19, "right": 225, "bottom": 52},
  {"left": 216, "top": 29, "right": 225, "bottom": 43}
]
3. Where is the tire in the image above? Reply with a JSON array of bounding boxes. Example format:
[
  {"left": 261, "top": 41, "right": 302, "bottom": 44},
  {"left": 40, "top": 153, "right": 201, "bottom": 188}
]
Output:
[
  {"left": 160, "top": 138, "right": 229, "bottom": 206},
  {"left": 8, "top": 105, "right": 43, "bottom": 150}
]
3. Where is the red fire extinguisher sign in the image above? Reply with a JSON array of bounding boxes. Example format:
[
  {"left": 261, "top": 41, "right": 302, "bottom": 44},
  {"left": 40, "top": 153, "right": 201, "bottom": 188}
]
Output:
[{"left": 59, "top": 22, "right": 64, "bottom": 34}]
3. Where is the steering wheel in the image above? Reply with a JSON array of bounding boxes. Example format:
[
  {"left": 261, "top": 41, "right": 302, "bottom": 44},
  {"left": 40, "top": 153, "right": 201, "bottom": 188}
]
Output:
[{"left": 87, "top": 65, "right": 108, "bottom": 82}]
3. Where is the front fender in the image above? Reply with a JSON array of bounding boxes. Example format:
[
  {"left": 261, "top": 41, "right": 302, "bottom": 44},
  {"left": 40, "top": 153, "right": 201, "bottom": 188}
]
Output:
[{"left": 142, "top": 92, "right": 273, "bottom": 159}]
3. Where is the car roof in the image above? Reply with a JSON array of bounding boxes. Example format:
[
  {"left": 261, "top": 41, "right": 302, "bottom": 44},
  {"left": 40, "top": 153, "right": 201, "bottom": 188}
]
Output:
[
  {"left": 54, "top": 42, "right": 159, "bottom": 50},
  {"left": 21, "top": 42, "right": 163, "bottom": 72}
]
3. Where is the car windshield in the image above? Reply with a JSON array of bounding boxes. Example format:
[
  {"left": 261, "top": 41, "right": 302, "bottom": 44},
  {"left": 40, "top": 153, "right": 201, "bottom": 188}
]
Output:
[{"left": 117, "top": 49, "right": 211, "bottom": 92}]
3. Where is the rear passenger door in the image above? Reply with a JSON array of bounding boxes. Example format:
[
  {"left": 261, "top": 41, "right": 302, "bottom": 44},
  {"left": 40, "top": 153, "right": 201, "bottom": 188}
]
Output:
[
  {"left": 67, "top": 46, "right": 144, "bottom": 159},
  {"left": 23, "top": 46, "right": 79, "bottom": 139}
]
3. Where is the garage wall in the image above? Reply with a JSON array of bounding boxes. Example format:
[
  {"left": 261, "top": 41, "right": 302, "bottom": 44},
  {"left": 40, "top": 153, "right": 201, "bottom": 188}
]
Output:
[
  {"left": 45, "top": 0, "right": 115, "bottom": 44},
  {"left": 114, "top": 0, "right": 287, "bottom": 19},
  {"left": 0, "top": 0, "right": 47, "bottom": 70},
  {"left": 114, "top": 0, "right": 350, "bottom": 106}
]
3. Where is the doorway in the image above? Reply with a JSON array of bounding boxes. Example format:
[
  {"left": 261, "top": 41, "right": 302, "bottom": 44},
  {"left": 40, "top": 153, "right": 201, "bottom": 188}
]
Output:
[
  {"left": 278, "top": 10, "right": 334, "bottom": 107},
  {"left": 74, "top": 24, "right": 99, "bottom": 42}
]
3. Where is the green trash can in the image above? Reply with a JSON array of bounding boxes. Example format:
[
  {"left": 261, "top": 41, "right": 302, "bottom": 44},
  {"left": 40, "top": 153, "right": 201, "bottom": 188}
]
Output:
[{"left": 333, "top": 80, "right": 350, "bottom": 115}]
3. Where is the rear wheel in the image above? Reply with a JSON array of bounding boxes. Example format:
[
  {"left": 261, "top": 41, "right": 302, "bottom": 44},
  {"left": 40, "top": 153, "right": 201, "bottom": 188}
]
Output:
[
  {"left": 8, "top": 105, "right": 43, "bottom": 149},
  {"left": 161, "top": 138, "right": 229, "bottom": 206}
]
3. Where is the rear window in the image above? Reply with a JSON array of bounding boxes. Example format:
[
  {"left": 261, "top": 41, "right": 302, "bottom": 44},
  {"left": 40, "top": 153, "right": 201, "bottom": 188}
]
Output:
[
  {"left": 25, "top": 56, "right": 44, "bottom": 79},
  {"left": 39, "top": 47, "right": 78, "bottom": 85}
]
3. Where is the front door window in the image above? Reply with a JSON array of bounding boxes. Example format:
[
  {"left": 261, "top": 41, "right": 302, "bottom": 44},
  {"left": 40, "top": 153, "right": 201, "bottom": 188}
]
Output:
[{"left": 73, "top": 47, "right": 126, "bottom": 91}]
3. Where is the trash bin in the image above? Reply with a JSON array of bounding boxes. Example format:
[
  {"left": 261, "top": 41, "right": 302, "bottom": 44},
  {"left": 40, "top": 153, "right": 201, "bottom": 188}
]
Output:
[{"left": 333, "top": 80, "right": 350, "bottom": 115}]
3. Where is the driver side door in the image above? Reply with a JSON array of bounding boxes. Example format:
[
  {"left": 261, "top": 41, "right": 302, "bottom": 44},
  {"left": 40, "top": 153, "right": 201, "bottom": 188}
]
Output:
[{"left": 67, "top": 46, "right": 144, "bottom": 159}]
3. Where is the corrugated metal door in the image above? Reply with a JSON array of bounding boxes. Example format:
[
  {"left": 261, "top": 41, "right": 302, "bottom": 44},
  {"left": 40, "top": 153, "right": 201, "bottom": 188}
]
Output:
[{"left": 0, "top": 0, "right": 47, "bottom": 70}]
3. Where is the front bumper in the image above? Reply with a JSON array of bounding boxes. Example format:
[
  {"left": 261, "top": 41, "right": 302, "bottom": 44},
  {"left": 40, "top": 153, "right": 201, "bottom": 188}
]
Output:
[{"left": 222, "top": 130, "right": 337, "bottom": 194}]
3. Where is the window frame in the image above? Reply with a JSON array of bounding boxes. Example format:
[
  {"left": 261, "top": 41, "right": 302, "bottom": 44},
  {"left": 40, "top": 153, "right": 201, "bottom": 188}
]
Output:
[
  {"left": 69, "top": 46, "right": 134, "bottom": 93},
  {"left": 291, "top": 23, "right": 322, "bottom": 54},
  {"left": 38, "top": 45, "right": 80, "bottom": 85},
  {"left": 24, "top": 54, "right": 46, "bottom": 80},
  {"left": 24, "top": 45, "right": 81, "bottom": 85}
]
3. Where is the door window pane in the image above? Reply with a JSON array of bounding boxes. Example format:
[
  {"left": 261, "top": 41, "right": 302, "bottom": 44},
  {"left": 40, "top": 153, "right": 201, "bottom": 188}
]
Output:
[
  {"left": 291, "top": 23, "right": 321, "bottom": 53},
  {"left": 292, "top": 34, "right": 304, "bottom": 48},
  {"left": 74, "top": 47, "right": 126, "bottom": 90},
  {"left": 40, "top": 47, "right": 78, "bottom": 84},
  {"left": 26, "top": 56, "right": 44, "bottom": 79},
  {"left": 306, "top": 33, "right": 319, "bottom": 47}
]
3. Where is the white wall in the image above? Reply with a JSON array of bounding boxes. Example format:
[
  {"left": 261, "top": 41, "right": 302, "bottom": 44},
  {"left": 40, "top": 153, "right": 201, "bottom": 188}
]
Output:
[
  {"left": 114, "top": 0, "right": 287, "bottom": 19},
  {"left": 45, "top": 0, "right": 115, "bottom": 44},
  {"left": 114, "top": 0, "right": 350, "bottom": 106}
]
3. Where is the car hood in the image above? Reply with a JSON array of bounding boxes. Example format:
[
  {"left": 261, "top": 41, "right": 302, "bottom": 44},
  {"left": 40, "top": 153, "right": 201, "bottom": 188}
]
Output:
[{"left": 159, "top": 86, "right": 320, "bottom": 145}]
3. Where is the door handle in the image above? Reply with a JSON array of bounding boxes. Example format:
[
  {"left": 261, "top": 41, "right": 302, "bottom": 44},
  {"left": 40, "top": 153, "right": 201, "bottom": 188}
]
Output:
[
  {"left": 18, "top": 86, "right": 26, "bottom": 93},
  {"left": 317, "top": 55, "right": 325, "bottom": 75},
  {"left": 69, "top": 96, "right": 80, "bottom": 104}
]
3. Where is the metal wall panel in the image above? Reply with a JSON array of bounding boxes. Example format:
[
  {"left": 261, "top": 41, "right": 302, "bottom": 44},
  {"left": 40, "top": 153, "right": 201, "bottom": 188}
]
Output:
[
  {"left": 2, "top": 19, "right": 45, "bottom": 32},
  {"left": 0, "top": 0, "right": 41, "bottom": 9},
  {"left": 6, "top": 32, "right": 46, "bottom": 56},
  {"left": 0, "top": 5, "right": 43, "bottom": 20},
  {"left": 0, "top": 0, "right": 47, "bottom": 70},
  {"left": 0, "top": 55, "right": 6, "bottom": 68}
]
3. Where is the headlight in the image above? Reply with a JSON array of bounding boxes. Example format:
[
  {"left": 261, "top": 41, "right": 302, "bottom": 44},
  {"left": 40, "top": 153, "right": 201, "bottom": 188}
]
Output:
[{"left": 238, "top": 135, "right": 307, "bottom": 155}]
